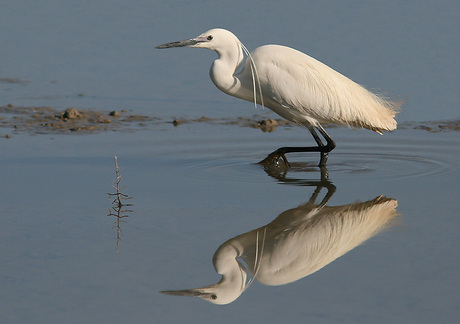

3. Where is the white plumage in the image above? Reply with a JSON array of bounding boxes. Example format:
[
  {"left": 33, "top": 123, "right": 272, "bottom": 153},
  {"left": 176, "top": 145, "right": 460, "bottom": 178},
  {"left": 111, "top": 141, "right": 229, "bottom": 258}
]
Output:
[
  {"left": 249, "top": 44, "right": 398, "bottom": 133},
  {"left": 157, "top": 28, "right": 401, "bottom": 166}
]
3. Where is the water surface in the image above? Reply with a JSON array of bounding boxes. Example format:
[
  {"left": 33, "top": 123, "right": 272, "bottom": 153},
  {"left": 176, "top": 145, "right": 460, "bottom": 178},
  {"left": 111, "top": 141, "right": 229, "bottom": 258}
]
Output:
[
  {"left": 1, "top": 1, "right": 460, "bottom": 323},
  {"left": 1, "top": 122, "right": 459, "bottom": 323}
]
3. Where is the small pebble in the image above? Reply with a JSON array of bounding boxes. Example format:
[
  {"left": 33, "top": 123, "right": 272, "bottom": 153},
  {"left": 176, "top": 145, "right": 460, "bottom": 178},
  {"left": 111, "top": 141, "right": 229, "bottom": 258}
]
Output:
[
  {"left": 172, "top": 119, "right": 185, "bottom": 126},
  {"left": 62, "top": 108, "right": 80, "bottom": 119}
]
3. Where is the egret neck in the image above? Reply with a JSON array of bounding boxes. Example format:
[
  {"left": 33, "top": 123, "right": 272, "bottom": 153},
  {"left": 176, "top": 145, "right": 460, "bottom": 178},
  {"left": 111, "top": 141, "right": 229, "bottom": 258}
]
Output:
[{"left": 209, "top": 40, "right": 252, "bottom": 101}]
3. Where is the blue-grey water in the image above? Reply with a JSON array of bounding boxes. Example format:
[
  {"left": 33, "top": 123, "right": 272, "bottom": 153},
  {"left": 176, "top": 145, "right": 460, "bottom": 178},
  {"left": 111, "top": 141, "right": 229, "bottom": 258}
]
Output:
[{"left": 1, "top": 1, "right": 459, "bottom": 323}]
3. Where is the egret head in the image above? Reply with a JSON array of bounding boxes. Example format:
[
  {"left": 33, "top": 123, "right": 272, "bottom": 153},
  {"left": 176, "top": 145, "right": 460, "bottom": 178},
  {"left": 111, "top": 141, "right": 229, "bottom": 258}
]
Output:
[
  {"left": 160, "top": 250, "right": 248, "bottom": 305},
  {"left": 156, "top": 28, "right": 241, "bottom": 52},
  {"left": 160, "top": 283, "right": 245, "bottom": 305}
]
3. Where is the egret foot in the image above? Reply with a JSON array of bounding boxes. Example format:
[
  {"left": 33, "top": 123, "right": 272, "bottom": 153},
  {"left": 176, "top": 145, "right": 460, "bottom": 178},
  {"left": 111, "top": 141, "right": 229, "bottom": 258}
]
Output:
[{"left": 258, "top": 152, "right": 291, "bottom": 168}]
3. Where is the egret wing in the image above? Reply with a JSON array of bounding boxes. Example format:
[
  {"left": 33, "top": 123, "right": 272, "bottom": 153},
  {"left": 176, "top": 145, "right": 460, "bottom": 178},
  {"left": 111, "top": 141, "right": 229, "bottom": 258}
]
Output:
[{"left": 251, "top": 45, "right": 398, "bottom": 131}]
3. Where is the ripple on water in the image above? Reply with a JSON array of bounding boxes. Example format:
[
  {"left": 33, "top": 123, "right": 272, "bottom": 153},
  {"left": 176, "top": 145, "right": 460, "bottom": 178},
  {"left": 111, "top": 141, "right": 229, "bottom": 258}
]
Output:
[
  {"left": 161, "top": 130, "right": 460, "bottom": 184},
  {"left": 175, "top": 157, "right": 263, "bottom": 183},
  {"left": 326, "top": 152, "right": 456, "bottom": 182},
  {"left": 169, "top": 149, "right": 455, "bottom": 186}
]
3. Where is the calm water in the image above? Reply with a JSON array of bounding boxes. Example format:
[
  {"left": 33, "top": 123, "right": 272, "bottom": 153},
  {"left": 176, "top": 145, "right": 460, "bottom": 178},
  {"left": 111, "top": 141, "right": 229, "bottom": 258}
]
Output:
[
  {"left": 1, "top": 1, "right": 460, "bottom": 323},
  {"left": 2, "top": 124, "right": 459, "bottom": 323}
]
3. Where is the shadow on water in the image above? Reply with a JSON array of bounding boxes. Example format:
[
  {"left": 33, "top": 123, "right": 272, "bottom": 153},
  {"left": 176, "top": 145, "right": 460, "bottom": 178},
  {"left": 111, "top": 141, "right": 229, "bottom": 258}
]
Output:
[{"left": 160, "top": 167, "right": 399, "bottom": 305}]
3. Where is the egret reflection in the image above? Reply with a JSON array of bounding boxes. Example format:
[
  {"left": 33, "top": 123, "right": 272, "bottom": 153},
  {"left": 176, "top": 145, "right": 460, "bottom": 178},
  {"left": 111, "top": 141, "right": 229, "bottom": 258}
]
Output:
[{"left": 161, "top": 184, "right": 398, "bottom": 305}]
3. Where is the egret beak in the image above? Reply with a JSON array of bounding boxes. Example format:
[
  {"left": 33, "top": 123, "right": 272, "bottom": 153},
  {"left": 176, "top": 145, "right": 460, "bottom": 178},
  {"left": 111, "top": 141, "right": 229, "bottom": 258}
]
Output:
[
  {"left": 156, "top": 38, "right": 199, "bottom": 49},
  {"left": 160, "top": 289, "right": 216, "bottom": 300}
]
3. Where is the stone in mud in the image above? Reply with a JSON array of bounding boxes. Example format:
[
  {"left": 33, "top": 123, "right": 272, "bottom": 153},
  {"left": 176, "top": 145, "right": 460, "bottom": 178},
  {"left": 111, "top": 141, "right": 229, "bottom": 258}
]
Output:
[
  {"left": 258, "top": 119, "right": 279, "bottom": 132},
  {"left": 172, "top": 119, "right": 186, "bottom": 126},
  {"left": 62, "top": 108, "right": 81, "bottom": 119},
  {"left": 109, "top": 111, "right": 120, "bottom": 117}
]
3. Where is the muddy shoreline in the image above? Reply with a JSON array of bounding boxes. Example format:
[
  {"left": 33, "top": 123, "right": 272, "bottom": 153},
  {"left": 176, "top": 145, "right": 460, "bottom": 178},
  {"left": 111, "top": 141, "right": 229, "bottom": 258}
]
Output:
[{"left": 1, "top": 104, "right": 459, "bottom": 138}]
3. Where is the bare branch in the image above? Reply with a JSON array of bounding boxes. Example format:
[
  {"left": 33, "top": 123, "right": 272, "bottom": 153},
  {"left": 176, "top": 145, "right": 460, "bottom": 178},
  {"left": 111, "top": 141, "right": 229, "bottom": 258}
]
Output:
[{"left": 107, "top": 156, "right": 134, "bottom": 253}]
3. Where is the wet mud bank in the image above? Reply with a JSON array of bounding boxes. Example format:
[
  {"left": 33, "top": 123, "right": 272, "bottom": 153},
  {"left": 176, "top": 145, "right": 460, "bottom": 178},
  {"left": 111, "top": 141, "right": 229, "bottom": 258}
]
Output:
[
  {"left": 0, "top": 105, "right": 292, "bottom": 137},
  {"left": 1, "top": 104, "right": 459, "bottom": 139}
]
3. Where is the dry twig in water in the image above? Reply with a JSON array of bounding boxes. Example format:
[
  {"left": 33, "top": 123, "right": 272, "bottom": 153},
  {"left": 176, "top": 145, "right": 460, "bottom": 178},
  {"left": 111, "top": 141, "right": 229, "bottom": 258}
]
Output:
[{"left": 107, "top": 156, "right": 133, "bottom": 252}]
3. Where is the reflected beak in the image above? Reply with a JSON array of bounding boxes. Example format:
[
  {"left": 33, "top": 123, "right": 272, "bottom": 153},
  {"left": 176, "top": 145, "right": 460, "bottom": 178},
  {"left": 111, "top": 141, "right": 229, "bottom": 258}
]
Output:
[
  {"left": 160, "top": 289, "right": 216, "bottom": 300},
  {"left": 156, "top": 38, "right": 199, "bottom": 49}
]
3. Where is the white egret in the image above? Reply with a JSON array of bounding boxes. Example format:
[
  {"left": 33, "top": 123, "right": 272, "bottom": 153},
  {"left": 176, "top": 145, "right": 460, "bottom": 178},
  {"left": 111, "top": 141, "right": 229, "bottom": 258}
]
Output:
[
  {"left": 161, "top": 192, "right": 398, "bottom": 305},
  {"left": 156, "top": 28, "right": 401, "bottom": 167}
]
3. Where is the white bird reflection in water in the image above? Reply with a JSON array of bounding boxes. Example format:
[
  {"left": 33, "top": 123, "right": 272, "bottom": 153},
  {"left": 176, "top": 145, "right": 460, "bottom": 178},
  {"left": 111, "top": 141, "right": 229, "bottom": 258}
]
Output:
[{"left": 161, "top": 185, "right": 398, "bottom": 305}]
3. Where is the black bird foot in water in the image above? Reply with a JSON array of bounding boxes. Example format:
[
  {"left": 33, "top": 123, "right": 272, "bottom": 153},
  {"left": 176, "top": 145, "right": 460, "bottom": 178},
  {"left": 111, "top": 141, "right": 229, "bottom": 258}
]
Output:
[
  {"left": 258, "top": 152, "right": 291, "bottom": 168},
  {"left": 259, "top": 150, "right": 331, "bottom": 169}
]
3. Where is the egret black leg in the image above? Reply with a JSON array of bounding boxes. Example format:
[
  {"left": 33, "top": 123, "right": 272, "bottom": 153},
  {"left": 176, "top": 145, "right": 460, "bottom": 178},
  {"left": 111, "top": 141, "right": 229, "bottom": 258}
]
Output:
[
  {"left": 308, "top": 126, "right": 328, "bottom": 167},
  {"left": 258, "top": 124, "right": 336, "bottom": 167},
  {"left": 312, "top": 125, "right": 336, "bottom": 167}
]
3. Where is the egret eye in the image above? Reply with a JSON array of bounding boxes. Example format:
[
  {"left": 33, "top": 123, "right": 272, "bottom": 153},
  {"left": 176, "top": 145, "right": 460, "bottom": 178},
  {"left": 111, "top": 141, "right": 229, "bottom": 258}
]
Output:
[
  {"left": 207, "top": 35, "right": 213, "bottom": 41},
  {"left": 211, "top": 294, "right": 217, "bottom": 300}
]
